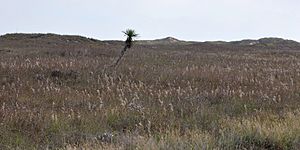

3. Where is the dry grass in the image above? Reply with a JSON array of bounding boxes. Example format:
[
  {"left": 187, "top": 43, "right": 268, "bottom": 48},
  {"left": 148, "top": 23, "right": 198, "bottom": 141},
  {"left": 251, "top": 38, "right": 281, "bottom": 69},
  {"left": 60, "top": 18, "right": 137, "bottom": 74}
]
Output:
[{"left": 1, "top": 37, "right": 300, "bottom": 149}]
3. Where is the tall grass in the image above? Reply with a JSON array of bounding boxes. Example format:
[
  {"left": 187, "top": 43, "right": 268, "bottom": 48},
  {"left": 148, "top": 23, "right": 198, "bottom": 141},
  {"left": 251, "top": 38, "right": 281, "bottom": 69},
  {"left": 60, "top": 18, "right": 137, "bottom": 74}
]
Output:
[{"left": 1, "top": 44, "right": 300, "bottom": 149}]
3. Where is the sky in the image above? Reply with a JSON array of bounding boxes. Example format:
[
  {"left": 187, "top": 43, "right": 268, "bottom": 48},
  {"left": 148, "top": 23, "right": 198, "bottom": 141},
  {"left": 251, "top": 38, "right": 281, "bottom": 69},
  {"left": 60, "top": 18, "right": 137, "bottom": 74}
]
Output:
[{"left": 0, "top": 0, "right": 300, "bottom": 41}]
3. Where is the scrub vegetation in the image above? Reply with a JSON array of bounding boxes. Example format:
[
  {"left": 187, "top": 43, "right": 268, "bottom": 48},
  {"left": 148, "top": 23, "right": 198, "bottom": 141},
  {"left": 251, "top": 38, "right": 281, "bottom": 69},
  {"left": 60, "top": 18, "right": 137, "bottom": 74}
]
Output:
[{"left": 1, "top": 33, "right": 300, "bottom": 149}]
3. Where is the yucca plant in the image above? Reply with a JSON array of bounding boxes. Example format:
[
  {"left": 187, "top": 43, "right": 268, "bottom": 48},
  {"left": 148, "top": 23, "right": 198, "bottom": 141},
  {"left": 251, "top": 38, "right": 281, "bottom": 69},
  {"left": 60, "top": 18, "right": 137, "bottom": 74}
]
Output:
[{"left": 112, "top": 29, "right": 139, "bottom": 67}]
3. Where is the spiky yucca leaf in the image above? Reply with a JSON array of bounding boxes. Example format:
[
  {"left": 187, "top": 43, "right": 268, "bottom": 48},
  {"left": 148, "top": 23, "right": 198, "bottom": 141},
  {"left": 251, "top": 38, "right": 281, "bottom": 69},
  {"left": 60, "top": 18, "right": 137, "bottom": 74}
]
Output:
[
  {"left": 123, "top": 29, "right": 139, "bottom": 38},
  {"left": 123, "top": 29, "right": 139, "bottom": 48}
]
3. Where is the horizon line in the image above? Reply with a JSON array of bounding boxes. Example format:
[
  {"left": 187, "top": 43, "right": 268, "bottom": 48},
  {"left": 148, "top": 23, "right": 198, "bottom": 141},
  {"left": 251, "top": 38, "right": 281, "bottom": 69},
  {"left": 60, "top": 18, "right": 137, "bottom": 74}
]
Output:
[{"left": 1, "top": 32, "right": 299, "bottom": 43}]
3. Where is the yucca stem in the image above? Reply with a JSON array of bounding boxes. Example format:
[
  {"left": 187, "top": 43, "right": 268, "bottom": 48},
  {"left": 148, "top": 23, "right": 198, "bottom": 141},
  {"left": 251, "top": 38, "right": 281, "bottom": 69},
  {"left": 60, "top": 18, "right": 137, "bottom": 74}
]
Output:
[{"left": 111, "top": 45, "right": 128, "bottom": 67}]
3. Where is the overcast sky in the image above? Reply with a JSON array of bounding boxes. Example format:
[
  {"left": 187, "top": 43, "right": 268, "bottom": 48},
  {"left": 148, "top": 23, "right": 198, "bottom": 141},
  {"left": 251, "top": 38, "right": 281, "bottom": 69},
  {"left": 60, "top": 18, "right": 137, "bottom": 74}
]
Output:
[{"left": 1, "top": 0, "right": 300, "bottom": 41}]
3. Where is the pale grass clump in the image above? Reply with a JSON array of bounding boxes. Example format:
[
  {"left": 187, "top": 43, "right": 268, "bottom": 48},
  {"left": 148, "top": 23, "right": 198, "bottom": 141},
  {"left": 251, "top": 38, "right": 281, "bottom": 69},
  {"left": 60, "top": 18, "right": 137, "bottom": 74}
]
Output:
[
  {"left": 219, "top": 109, "right": 300, "bottom": 149},
  {"left": 62, "top": 130, "right": 215, "bottom": 150}
]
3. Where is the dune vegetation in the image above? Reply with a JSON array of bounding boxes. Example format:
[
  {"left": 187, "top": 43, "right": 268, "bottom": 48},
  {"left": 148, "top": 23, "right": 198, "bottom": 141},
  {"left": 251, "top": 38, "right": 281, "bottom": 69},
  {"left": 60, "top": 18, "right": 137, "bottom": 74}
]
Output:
[{"left": 0, "top": 34, "right": 300, "bottom": 149}]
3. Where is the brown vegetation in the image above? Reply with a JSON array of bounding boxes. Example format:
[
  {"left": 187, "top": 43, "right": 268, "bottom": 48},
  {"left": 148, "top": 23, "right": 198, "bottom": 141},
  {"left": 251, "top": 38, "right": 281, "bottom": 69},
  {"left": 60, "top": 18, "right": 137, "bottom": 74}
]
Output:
[{"left": 0, "top": 34, "right": 300, "bottom": 149}]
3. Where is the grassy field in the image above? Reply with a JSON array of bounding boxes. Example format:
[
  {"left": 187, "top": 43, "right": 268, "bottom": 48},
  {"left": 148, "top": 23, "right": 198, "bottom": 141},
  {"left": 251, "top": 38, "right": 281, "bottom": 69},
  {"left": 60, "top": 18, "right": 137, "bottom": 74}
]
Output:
[{"left": 1, "top": 35, "right": 300, "bottom": 149}]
